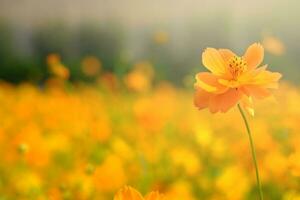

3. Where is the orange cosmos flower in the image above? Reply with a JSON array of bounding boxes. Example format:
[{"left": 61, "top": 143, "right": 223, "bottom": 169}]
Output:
[
  {"left": 114, "top": 186, "right": 165, "bottom": 200},
  {"left": 194, "top": 43, "right": 282, "bottom": 115}
]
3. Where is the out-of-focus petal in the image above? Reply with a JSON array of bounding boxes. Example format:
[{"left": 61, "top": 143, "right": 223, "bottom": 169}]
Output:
[
  {"left": 114, "top": 186, "right": 144, "bottom": 200},
  {"left": 243, "top": 43, "right": 264, "bottom": 70},
  {"left": 145, "top": 191, "right": 165, "bottom": 200},
  {"left": 209, "top": 89, "right": 242, "bottom": 113},
  {"left": 202, "top": 48, "right": 227, "bottom": 75},
  {"left": 262, "top": 36, "right": 285, "bottom": 56},
  {"left": 195, "top": 72, "right": 228, "bottom": 94},
  {"left": 241, "top": 96, "right": 255, "bottom": 116}
]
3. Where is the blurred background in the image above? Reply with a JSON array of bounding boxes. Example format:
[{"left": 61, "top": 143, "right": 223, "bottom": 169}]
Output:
[
  {"left": 0, "top": 0, "right": 299, "bottom": 84},
  {"left": 0, "top": 0, "right": 300, "bottom": 199}
]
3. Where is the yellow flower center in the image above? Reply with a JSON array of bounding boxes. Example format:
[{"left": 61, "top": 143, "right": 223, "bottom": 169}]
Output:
[{"left": 228, "top": 56, "right": 247, "bottom": 80}]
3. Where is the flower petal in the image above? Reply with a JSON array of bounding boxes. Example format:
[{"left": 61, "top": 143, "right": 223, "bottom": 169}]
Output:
[
  {"left": 243, "top": 43, "right": 264, "bottom": 70},
  {"left": 114, "top": 186, "right": 144, "bottom": 200},
  {"left": 209, "top": 89, "right": 242, "bottom": 113},
  {"left": 202, "top": 48, "right": 226, "bottom": 75},
  {"left": 218, "top": 49, "right": 235, "bottom": 63},
  {"left": 242, "top": 86, "right": 271, "bottom": 99},
  {"left": 241, "top": 96, "right": 255, "bottom": 116},
  {"left": 195, "top": 72, "right": 228, "bottom": 94},
  {"left": 252, "top": 70, "right": 282, "bottom": 88},
  {"left": 239, "top": 65, "right": 282, "bottom": 89},
  {"left": 194, "top": 88, "right": 213, "bottom": 110},
  {"left": 145, "top": 191, "right": 165, "bottom": 200}
]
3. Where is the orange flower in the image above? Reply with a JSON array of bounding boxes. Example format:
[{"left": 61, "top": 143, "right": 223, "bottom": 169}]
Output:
[
  {"left": 81, "top": 56, "right": 102, "bottom": 77},
  {"left": 46, "top": 53, "right": 70, "bottom": 80},
  {"left": 194, "top": 43, "right": 281, "bottom": 115},
  {"left": 114, "top": 186, "right": 165, "bottom": 200}
]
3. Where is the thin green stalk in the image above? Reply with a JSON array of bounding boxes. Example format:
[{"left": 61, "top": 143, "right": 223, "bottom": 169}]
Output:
[{"left": 237, "top": 103, "right": 264, "bottom": 200}]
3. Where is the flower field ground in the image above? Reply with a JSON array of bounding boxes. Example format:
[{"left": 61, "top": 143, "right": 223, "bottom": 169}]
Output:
[{"left": 0, "top": 78, "right": 299, "bottom": 199}]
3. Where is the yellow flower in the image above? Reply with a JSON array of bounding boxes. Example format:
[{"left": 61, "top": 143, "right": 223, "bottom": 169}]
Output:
[
  {"left": 93, "top": 155, "right": 126, "bottom": 192},
  {"left": 114, "top": 186, "right": 165, "bottom": 200},
  {"left": 194, "top": 43, "right": 282, "bottom": 115},
  {"left": 216, "top": 166, "right": 250, "bottom": 199},
  {"left": 170, "top": 147, "right": 201, "bottom": 176},
  {"left": 164, "top": 181, "right": 195, "bottom": 200},
  {"left": 288, "top": 151, "right": 300, "bottom": 177}
]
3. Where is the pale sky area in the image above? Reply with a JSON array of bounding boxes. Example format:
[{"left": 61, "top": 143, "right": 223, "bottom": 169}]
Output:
[
  {"left": 1, "top": 0, "right": 298, "bottom": 51},
  {"left": 1, "top": 0, "right": 300, "bottom": 82},
  {"left": 0, "top": 0, "right": 297, "bottom": 28}
]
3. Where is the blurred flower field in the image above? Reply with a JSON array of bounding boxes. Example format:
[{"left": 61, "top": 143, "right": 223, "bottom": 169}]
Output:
[
  {"left": 2, "top": 0, "right": 300, "bottom": 199},
  {"left": 0, "top": 62, "right": 300, "bottom": 199}
]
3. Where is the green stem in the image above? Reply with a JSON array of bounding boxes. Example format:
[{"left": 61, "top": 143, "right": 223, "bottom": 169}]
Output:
[{"left": 237, "top": 103, "right": 264, "bottom": 200}]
